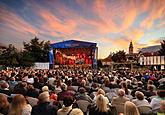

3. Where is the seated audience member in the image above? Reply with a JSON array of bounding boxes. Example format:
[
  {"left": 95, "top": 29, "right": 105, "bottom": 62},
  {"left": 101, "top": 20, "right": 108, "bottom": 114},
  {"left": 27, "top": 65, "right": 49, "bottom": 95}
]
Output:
[
  {"left": 111, "top": 89, "right": 130, "bottom": 114},
  {"left": 157, "top": 100, "right": 165, "bottom": 115},
  {"left": 150, "top": 84, "right": 165, "bottom": 113},
  {"left": 89, "top": 94, "right": 112, "bottom": 115},
  {"left": 58, "top": 83, "right": 74, "bottom": 101},
  {"left": 126, "top": 79, "right": 133, "bottom": 89},
  {"left": 76, "top": 87, "right": 93, "bottom": 103},
  {"left": 94, "top": 88, "right": 109, "bottom": 102},
  {"left": 119, "top": 101, "right": 140, "bottom": 115},
  {"left": 0, "top": 81, "right": 11, "bottom": 96},
  {"left": 8, "top": 94, "right": 32, "bottom": 115},
  {"left": 13, "top": 82, "right": 27, "bottom": 96},
  {"left": 132, "top": 91, "right": 150, "bottom": 107},
  {"left": 57, "top": 96, "right": 83, "bottom": 115},
  {"left": 131, "top": 81, "right": 147, "bottom": 97},
  {"left": 27, "top": 84, "right": 39, "bottom": 98},
  {"left": 146, "top": 85, "right": 157, "bottom": 98},
  {"left": 32, "top": 92, "right": 57, "bottom": 115},
  {"left": 8, "top": 77, "right": 18, "bottom": 92},
  {"left": 0, "top": 94, "right": 9, "bottom": 115}
]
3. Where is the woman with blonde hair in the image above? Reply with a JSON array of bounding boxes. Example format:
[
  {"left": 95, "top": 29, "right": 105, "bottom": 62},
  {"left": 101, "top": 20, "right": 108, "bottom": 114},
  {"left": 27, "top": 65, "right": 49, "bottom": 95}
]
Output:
[
  {"left": 89, "top": 94, "right": 112, "bottom": 115},
  {"left": 123, "top": 101, "right": 140, "bottom": 115},
  {"left": 8, "top": 94, "right": 32, "bottom": 115},
  {"left": 0, "top": 94, "right": 9, "bottom": 115}
]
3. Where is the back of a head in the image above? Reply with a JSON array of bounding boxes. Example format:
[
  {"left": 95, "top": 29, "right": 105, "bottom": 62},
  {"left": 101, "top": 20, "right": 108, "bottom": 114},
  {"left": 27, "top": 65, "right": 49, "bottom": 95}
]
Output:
[
  {"left": 79, "top": 87, "right": 86, "bottom": 94},
  {"left": 160, "top": 100, "right": 165, "bottom": 113},
  {"left": 38, "top": 92, "right": 50, "bottom": 103},
  {"left": 9, "top": 94, "right": 27, "bottom": 115},
  {"left": 135, "top": 91, "right": 144, "bottom": 100},
  {"left": 124, "top": 101, "right": 140, "bottom": 115},
  {"left": 118, "top": 89, "right": 125, "bottom": 97},
  {"left": 42, "top": 86, "right": 49, "bottom": 92},
  {"left": 11, "top": 94, "right": 26, "bottom": 106},
  {"left": 96, "top": 94, "right": 109, "bottom": 112},
  {"left": 63, "top": 96, "right": 74, "bottom": 107},
  {"left": 0, "top": 94, "right": 9, "bottom": 108},
  {"left": 61, "top": 83, "right": 68, "bottom": 91},
  {"left": 97, "top": 88, "right": 105, "bottom": 96}
]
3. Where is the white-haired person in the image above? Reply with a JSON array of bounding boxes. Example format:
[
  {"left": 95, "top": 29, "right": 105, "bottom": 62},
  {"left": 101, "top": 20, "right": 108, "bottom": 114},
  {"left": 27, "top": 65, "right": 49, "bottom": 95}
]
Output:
[
  {"left": 89, "top": 94, "right": 112, "bottom": 115},
  {"left": 111, "top": 89, "right": 130, "bottom": 114},
  {"left": 31, "top": 92, "right": 58, "bottom": 115}
]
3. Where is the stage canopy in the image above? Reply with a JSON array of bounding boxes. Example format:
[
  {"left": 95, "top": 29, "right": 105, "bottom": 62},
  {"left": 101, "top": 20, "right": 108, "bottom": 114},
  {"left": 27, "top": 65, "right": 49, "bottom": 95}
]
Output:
[
  {"left": 50, "top": 40, "right": 97, "bottom": 49},
  {"left": 49, "top": 40, "right": 97, "bottom": 69}
]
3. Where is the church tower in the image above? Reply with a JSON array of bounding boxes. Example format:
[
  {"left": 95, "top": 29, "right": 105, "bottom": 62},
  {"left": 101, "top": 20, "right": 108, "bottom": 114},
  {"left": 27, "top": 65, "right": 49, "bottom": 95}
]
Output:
[{"left": 129, "top": 41, "right": 133, "bottom": 54}]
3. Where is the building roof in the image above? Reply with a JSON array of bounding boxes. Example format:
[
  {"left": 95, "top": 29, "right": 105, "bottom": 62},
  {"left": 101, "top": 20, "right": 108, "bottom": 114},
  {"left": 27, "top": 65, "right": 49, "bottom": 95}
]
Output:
[
  {"left": 139, "top": 45, "right": 161, "bottom": 53},
  {"left": 102, "top": 55, "right": 112, "bottom": 62},
  {"left": 50, "top": 40, "right": 97, "bottom": 49}
]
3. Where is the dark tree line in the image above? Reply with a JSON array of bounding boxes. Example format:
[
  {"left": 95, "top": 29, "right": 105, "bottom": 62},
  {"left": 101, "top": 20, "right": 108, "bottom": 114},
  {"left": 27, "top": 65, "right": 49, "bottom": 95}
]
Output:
[{"left": 0, "top": 37, "right": 50, "bottom": 67}]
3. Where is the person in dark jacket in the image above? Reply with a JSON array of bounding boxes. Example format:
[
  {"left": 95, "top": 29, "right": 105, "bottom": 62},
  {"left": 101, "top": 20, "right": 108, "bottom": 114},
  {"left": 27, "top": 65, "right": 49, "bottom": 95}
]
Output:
[{"left": 31, "top": 92, "right": 58, "bottom": 115}]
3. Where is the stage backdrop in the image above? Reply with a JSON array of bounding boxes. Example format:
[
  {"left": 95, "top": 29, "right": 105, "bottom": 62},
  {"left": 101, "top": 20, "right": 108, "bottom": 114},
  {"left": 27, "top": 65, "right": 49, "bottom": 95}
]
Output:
[{"left": 49, "top": 40, "right": 97, "bottom": 69}]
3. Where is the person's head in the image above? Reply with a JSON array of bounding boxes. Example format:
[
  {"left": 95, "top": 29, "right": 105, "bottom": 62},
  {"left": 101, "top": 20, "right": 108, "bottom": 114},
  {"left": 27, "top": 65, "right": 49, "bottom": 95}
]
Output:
[
  {"left": 1, "top": 82, "right": 9, "bottom": 89},
  {"left": 124, "top": 101, "right": 140, "bottom": 115},
  {"left": 96, "top": 94, "right": 109, "bottom": 112},
  {"left": 147, "top": 85, "right": 154, "bottom": 92},
  {"left": 10, "top": 77, "right": 15, "bottom": 81},
  {"left": 97, "top": 88, "right": 105, "bottom": 96},
  {"left": 126, "top": 79, "right": 131, "bottom": 86},
  {"left": 157, "top": 84, "right": 165, "bottom": 98},
  {"left": 148, "top": 80, "right": 153, "bottom": 85},
  {"left": 137, "top": 81, "right": 143, "bottom": 87},
  {"left": 80, "top": 79, "right": 86, "bottom": 86},
  {"left": 0, "top": 94, "right": 9, "bottom": 109},
  {"left": 42, "top": 86, "right": 49, "bottom": 92},
  {"left": 61, "top": 83, "right": 67, "bottom": 91},
  {"left": 160, "top": 100, "right": 165, "bottom": 113},
  {"left": 9, "top": 94, "right": 27, "bottom": 115},
  {"left": 38, "top": 92, "right": 50, "bottom": 103},
  {"left": 79, "top": 87, "right": 86, "bottom": 94},
  {"left": 135, "top": 91, "right": 144, "bottom": 100},
  {"left": 63, "top": 96, "right": 74, "bottom": 107},
  {"left": 118, "top": 89, "right": 125, "bottom": 97}
]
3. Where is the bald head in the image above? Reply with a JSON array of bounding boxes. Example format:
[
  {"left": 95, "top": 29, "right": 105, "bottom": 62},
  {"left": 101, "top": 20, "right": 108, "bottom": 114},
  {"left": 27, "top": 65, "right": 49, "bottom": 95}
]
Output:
[{"left": 118, "top": 89, "right": 125, "bottom": 97}]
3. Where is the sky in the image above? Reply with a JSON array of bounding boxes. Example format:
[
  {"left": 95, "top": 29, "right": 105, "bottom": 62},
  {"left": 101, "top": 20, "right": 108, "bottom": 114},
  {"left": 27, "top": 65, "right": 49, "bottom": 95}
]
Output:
[{"left": 0, "top": 0, "right": 165, "bottom": 59}]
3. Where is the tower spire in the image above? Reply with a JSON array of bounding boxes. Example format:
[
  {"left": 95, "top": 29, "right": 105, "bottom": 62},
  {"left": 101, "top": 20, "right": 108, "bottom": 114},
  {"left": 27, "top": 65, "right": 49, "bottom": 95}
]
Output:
[{"left": 129, "top": 41, "right": 133, "bottom": 54}]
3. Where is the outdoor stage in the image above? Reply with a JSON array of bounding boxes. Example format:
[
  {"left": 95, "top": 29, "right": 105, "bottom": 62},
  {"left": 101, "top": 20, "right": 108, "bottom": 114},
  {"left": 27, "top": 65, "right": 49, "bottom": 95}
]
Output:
[{"left": 49, "top": 40, "right": 98, "bottom": 69}]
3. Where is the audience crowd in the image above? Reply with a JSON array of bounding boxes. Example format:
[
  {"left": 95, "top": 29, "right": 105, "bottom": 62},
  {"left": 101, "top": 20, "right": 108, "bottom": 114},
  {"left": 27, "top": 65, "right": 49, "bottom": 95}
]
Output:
[{"left": 0, "top": 67, "right": 165, "bottom": 115}]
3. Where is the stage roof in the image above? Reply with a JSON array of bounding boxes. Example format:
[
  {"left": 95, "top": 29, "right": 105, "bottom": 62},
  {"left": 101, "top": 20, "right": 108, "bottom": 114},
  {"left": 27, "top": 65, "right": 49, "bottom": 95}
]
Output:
[{"left": 50, "top": 40, "right": 97, "bottom": 49}]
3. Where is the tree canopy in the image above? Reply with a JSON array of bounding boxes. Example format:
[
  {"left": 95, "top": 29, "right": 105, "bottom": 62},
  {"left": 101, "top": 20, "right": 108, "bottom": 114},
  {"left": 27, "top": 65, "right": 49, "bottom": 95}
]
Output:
[
  {"left": 111, "top": 50, "right": 126, "bottom": 63},
  {"left": 0, "top": 37, "right": 50, "bottom": 67}
]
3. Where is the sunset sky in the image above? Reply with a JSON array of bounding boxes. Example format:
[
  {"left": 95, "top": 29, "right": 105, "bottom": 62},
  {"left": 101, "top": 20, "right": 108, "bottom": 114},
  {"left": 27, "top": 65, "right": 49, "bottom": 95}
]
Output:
[{"left": 0, "top": 0, "right": 165, "bottom": 59}]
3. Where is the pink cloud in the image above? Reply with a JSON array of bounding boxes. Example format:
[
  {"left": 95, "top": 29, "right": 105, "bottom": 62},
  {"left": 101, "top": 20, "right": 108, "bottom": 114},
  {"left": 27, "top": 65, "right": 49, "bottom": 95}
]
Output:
[
  {"left": 140, "top": 0, "right": 165, "bottom": 29},
  {"left": 0, "top": 7, "right": 38, "bottom": 38}
]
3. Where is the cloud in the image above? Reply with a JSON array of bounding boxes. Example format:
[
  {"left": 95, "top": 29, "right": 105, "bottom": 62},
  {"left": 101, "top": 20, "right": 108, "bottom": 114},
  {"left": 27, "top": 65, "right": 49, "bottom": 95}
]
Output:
[
  {"left": 0, "top": 6, "right": 38, "bottom": 37},
  {"left": 140, "top": 0, "right": 165, "bottom": 29}
]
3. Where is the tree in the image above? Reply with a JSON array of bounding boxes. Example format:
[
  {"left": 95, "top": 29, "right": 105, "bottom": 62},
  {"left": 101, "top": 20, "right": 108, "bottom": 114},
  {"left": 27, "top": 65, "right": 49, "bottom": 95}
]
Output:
[
  {"left": 0, "top": 44, "right": 19, "bottom": 67},
  {"left": 111, "top": 50, "right": 126, "bottom": 63},
  {"left": 159, "top": 39, "right": 165, "bottom": 56},
  {"left": 23, "top": 37, "right": 50, "bottom": 62}
]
